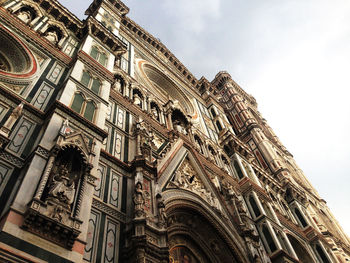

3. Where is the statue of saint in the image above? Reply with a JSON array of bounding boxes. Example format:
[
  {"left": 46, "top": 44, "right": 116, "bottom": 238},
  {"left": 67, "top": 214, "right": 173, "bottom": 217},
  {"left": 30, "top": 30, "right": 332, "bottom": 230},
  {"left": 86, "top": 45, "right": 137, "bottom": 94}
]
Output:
[
  {"left": 45, "top": 30, "right": 59, "bottom": 44},
  {"left": 17, "top": 10, "right": 32, "bottom": 24},
  {"left": 133, "top": 93, "right": 142, "bottom": 107},
  {"left": 151, "top": 107, "right": 159, "bottom": 120},
  {"left": 157, "top": 198, "right": 167, "bottom": 226},
  {"left": 133, "top": 182, "right": 145, "bottom": 217},
  {"left": 48, "top": 165, "right": 76, "bottom": 208}
]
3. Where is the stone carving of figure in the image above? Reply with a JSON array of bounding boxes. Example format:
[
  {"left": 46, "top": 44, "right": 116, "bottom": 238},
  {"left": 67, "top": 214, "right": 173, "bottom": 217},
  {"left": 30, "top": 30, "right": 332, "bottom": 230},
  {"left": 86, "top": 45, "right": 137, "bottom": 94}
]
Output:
[
  {"left": 151, "top": 107, "right": 159, "bottom": 120},
  {"left": 211, "top": 175, "right": 221, "bottom": 192},
  {"left": 17, "top": 10, "right": 32, "bottom": 24},
  {"left": 0, "top": 102, "right": 24, "bottom": 137},
  {"left": 133, "top": 93, "right": 142, "bottom": 107},
  {"left": 51, "top": 205, "right": 64, "bottom": 222},
  {"left": 48, "top": 165, "right": 76, "bottom": 208},
  {"left": 157, "top": 198, "right": 167, "bottom": 227},
  {"left": 114, "top": 80, "right": 122, "bottom": 93},
  {"left": 45, "top": 30, "right": 59, "bottom": 44},
  {"left": 133, "top": 182, "right": 145, "bottom": 217},
  {"left": 173, "top": 120, "right": 187, "bottom": 135}
]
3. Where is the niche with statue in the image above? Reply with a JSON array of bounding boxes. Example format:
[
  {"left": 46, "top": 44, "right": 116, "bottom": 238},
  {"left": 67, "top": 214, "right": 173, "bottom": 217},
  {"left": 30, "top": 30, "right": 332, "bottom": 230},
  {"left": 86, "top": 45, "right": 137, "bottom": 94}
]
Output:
[{"left": 23, "top": 120, "right": 95, "bottom": 249}]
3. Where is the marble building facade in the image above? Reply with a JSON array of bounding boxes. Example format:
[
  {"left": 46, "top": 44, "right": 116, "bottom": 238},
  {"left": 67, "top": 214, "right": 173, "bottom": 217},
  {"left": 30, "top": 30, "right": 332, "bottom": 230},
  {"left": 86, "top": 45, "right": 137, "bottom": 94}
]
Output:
[{"left": 0, "top": 0, "right": 349, "bottom": 262}]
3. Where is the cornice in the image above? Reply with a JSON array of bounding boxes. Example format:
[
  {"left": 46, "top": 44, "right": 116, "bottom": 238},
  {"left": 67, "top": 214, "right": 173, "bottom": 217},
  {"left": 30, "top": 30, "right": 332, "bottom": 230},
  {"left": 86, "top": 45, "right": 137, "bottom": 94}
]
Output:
[
  {"left": 32, "top": 0, "right": 83, "bottom": 36},
  {"left": 0, "top": 7, "right": 72, "bottom": 66},
  {"left": 85, "top": 0, "right": 129, "bottom": 17},
  {"left": 120, "top": 17, "right": 198, "bottom": 87},
  {"left": 86, "top": 16, "right": 127, "bottom": 56}
]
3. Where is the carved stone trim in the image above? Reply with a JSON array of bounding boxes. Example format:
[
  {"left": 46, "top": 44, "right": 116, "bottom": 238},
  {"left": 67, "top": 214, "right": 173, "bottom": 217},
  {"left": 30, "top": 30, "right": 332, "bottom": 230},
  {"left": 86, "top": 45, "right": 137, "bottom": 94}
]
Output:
[
  {"left": 35, "top": 145, "right": 50, "bottom": 159},
  {"left": 0, "top": 151, "right": 24, "bottom": 168},
  {"left": 92, "top": 198, "right": 126, "bottom": 223}
]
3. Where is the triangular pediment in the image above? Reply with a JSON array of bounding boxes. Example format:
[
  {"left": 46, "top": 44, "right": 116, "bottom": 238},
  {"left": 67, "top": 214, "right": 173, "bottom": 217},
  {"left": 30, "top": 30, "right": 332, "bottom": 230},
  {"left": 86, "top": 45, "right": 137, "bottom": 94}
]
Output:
[
  {"left": 160, "top": 148, "right": 227, "bottom": 216},
  {"left": 61, "top": 132, "right": 91, "bottom": 156},
  {"left": 56, "top": 119, "right": 92, "bottom": 159},
  {"left": 167, "top": 158, "right": 223, "bottom": 211}
]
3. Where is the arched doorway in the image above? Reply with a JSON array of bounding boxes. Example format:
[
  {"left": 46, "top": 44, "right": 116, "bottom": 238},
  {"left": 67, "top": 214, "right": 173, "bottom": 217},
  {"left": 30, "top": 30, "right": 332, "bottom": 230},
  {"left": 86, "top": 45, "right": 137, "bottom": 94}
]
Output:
[
  {"left": 167, "top": 207, "right": 243, "bottom": 263},
  {"left": 287, "top": 234, "right": 315, "bottom": 263}
]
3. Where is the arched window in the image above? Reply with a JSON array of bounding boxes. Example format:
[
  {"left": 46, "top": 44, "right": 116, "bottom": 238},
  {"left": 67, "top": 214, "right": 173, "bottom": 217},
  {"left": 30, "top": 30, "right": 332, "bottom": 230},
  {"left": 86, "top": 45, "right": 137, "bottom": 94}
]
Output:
[
  {"left": 71, "top": 93, "right": 97, "bottom": 122},
  {"left": 91, "top": 78, "right": 101, "bottom": 94},
  {"left": 211, "top": 108, "right": 217, "bottom": 118},
  {"left": 248, "top": 195, "right": 261, "bottom": 217},
  {"left": 81, "top": 71, "right": 91, "bottom": 87},
  {"left": 294, "top": 207, "right": 308, "bottom": 228},
  {"left": 84, "top": 101, "right": 96, "bottom": 121},
  {"left": 234, "top": 160, "right": 244, "bottom": 179},
  {"left": 81, "top": 71, "right": 101, "bottom": 95},
  {"left": 71, "top": 93, "right": 84, "bottom": 113},
  {"left": 275, "top": 230, "right": 290, "bottom": 254},
  {"left": 90, "top": 46, "right": 108, "bottom": 66},
  {"left": 262, "top": 225, "right": 277, "bottom": 253},
  {"left": 216, "top": 120, "right": 223, "bottom": 131},
  {"left": 315, "top": 244, "right": 330, "bottom": 263}
]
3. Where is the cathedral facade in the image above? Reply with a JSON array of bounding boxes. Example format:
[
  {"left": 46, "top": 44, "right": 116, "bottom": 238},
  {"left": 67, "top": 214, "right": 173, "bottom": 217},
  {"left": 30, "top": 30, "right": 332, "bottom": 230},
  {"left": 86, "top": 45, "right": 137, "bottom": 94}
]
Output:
[{"left": 0, "top": 0, "right": 349, "bottom": 262}]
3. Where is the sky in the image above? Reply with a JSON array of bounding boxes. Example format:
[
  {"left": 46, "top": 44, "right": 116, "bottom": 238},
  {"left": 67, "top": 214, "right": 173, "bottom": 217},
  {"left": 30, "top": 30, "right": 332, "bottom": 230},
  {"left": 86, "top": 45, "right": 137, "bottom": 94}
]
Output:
[{"left": 59, "top": 0, "right": 350, "bottom": 236}]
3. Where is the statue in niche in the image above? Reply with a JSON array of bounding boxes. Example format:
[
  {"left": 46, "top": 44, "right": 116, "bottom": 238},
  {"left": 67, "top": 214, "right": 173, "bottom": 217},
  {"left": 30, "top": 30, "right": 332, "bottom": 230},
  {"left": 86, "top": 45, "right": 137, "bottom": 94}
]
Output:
[
  {"left": 133, "top": 182, "right": 145, "bottom": 217},
  {"left": 173, "top": 120, "right": 187, "bottom": 135},
  {"left": 48, "top": 164, "right": 76, "bottom": 208},
  {"left": 17, "top": 10, "right": 32, "bottom": 24},
  {"left": 157, "top": 195, "right": 167, "bottom": 227},
  {"left": 151, "top": 107, "right": 159, "bottom": 120},
  {"left": 45, "top": 29, "right": 59, "bottom": 44},
  {"left": 133, "top": 93, "right": 142, "bottom": 108}
]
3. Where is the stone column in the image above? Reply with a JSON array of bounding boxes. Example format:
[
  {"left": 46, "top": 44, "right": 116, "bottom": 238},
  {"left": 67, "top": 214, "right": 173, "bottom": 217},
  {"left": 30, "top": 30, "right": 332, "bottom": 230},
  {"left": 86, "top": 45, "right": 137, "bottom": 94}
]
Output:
[{"left": 34, "top": 152, "right": 57, "bottom": 200}]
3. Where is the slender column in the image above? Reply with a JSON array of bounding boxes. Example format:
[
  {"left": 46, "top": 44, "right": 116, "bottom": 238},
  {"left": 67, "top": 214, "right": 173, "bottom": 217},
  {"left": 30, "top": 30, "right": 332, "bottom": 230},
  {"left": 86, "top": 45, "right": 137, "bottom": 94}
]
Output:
[
  {"left": 74, "top": 172, "right": 87, "bottom": 218},
  {"left": 34, "top": 154, "right": 56, "bottom": 200}
]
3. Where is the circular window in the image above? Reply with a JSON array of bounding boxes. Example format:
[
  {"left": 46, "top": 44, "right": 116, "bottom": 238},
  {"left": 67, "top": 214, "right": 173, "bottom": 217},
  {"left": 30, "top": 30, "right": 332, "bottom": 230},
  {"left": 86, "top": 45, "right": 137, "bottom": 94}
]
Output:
[{"left": 0, "top": 26, "right": 37, "bottom": 78}]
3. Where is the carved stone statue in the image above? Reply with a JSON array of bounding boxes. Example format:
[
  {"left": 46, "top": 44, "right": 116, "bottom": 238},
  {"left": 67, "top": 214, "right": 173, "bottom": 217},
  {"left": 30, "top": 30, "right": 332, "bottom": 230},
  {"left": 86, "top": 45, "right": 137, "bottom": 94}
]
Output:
[
  {"left": 157, "top": 198, "right": 167, "bottom": 227},
  {"left": 133, "top": 182, "right": 145, "bottom": 217},
  {"left": 0, "top": 102, "right": 24, "bottom": 137},
  {"left": 45, "top": 30, "right": 59, "bottom": 44},
  {"left": 151, "top": 107, "right": 159, "bottom": 120},
  {"left": 48, "top": 165, "right": 76, "bottom": 208},
  {"left": 133, "top": 93, "right": 142, "bottom": 107},
  {"left": 173, "top": 120, "right": 187, "bottom": 135},
  {"left": 17, "top": 10, "right": 32, "bottom": 24}
]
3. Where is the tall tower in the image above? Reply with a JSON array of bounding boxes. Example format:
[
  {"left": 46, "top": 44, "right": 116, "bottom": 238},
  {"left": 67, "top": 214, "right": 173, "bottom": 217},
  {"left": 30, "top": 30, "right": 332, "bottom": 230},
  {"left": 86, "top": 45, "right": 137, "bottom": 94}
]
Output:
[{"left": 0, "top": 0, "right": 348, "bottom": 262}]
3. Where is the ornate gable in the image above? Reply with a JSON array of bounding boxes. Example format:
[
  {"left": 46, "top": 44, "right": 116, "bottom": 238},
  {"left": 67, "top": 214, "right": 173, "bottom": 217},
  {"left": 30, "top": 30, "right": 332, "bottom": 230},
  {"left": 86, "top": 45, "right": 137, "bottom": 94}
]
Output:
[{"left": 165, "top": 155, "right": 224, "bottom": 215}]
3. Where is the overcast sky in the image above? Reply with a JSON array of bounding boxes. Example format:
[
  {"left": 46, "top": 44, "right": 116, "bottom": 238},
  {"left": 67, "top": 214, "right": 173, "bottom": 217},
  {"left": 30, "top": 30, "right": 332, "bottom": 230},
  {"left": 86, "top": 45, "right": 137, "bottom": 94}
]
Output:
[{"left": 60, "top": 0, "right": 350, "bottom": 236}]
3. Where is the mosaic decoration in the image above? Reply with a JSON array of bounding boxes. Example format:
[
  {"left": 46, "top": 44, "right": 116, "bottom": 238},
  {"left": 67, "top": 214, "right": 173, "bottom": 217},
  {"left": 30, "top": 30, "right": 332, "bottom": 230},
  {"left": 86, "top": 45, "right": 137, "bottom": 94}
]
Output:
[
  {"left": 8, "top": 118, "right": 34, "bottom": 154},
  {"left": 94, "top": 164, "right": 105, "bottom": 198},
  {"left": 0, "top": 163, "right": 10, "bottom": 196},
  {"left": 114, "top": 132, "right": 122, "bottom": 159},
  {"left": 109, "top": 171, "right": 120, "bottom": 208},
  {"left": 116, "top": 107, "right": 124, "bottom": 129},
  {"left": 83, "top": 211, "right": 99, "bottom": 262},
  {"left": 104, "top": 220, "right": 118, "bottom": 263},
  {"left": 47, "top": 63, "right": 63, "bottom": 84},
  {"left": 32, "top": 83, "right": 54, "bottom": 110}
]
